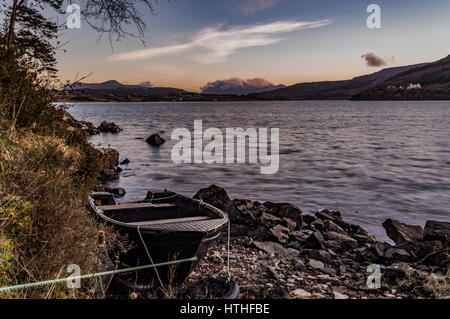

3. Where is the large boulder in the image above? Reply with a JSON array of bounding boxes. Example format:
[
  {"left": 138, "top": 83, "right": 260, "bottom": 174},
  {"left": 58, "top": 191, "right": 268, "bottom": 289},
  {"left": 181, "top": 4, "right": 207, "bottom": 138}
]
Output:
[
  {"left": 382, "top": 219, "right": 424, "bottom": 245},
  {"left": 194, "top": 185, "right": 240, "bottom": 220},
  {"left": 97, "top": 148, "right": 119, "bottom": 169},
  {"left": 98, "top": 121, "right": 121, "bottom": 133},
  {"left": 424, "top": 220, "right": 450, "bottom": 242},
  {"left": 146, "top": 133, "right": 165, "bottom": 147}
]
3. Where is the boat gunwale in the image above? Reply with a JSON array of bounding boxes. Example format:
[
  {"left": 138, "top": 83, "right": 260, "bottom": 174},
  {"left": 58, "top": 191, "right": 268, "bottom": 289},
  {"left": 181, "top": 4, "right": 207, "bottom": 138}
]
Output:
[{"left": 88, "top": 192, "right": 229, "bottom": 235}]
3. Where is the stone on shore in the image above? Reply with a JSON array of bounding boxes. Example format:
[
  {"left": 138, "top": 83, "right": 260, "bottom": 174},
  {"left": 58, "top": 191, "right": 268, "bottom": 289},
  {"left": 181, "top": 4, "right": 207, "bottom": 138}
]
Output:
[
  {"left": 424, "top": 220, "right": 450, "bottom": 242},
  {"left": 97, "top": 148, "right": 119, "bottom": 169},
  {"left": 253, "top": 241, "right": 299, "bottom": 257},
  {"left": 194, "top": 185, "right": 241, "bottom": 220},
  {"left": 291, "top": 288, "right": 311, "bottom": 299},
  {"left": 325, "top": 231, "right": 358, "bottom": 249},
  {"left": 382, "top": 218, "right": 424, "bottom": 245},
  {"left": 263, "top": 202, "right": 303, "bottom": 227},
  {"left": 146, "top": 133, "right": 165, "bottom": 147}
]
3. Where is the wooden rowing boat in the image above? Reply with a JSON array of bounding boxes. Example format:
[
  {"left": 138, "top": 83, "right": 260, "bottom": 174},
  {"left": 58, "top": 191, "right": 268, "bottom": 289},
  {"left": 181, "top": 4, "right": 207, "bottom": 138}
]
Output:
[{"left": 88, "top": 191, "right": 229, "bottom": 290}]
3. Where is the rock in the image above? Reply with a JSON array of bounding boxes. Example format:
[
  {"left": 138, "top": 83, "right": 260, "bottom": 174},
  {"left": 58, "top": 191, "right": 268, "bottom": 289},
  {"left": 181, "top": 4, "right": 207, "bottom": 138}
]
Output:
[
  {"left": 120, "top": 158, "right": 130, "bottom": 165},
  {"left": 384, "top": 262, "right": 411, "bottom": 282},
  {"left": 97, "top": 148, "right": 119, "bottom": 169},
  {"left": 78, "top": 120, "right": 99, "bottom": 135},
  {"left": 292, "top": 258, "right": 306, "bottom": 271},
  {"left": 303, "top": 249, "right": 332, "bottom": 265},
  {"left": 281, "top": 218, "right": 297, "bottom": 232},
  {"left": 259, "top": 213, "right": 281, "bottom": 228},
  {"left": 291, "top": 288, "right": 311, "bottom": 299},
  {"left": 311, "top": 219, "right": 325, "bottom": 231},
  {"left": 233, "top": 199, "right": 254, "bottom": 211},
  {"left": 100, "top": 168, "right": 119, "bottom": 181},
  {"left": 325, "top": 231, "right": 358, "bottom": 249},
  {"left": 384, "top": 247, "right": 411, "bottom": 261},
  {"left": 110, "top": 188, "right": 126, "bottom": 197},
  {"left": 253, "top": 241, "right": 299, "bottom": 257},
  {"left": 194, "top": 185, "right": 240, "bottom": 220},
  {"left": 308, "top": 259, "right": 325, "bottom": 271},
  {"left": 333, "top": 290, "right": 349, "bottom": 299},
  {"left": 414, "top": 240, "right": 444, "bottom": 259},
  {"left": 382, "top": 219, "right": 424, "bottom": 245},
  {"left": 268, "top": 225, "right": 290, "bottom": 244},
  {"left": 263, "top": 202, "right": 303, "bottom": 227},
  {"left": 315, "top": 209, "right": 335, "bottom": 221},
  {"left": 317, "top": 274, "right": 340, "bottom": 284},
  {"left": 146, "top": 133, "right": 165, "bottom": 147},
  {"left": 424, "top": 220, "right": 450, "bottom": 242},
  {"left": 305, "top": 231, "right": 325, "bottom": 250},
  {"left": 302, "top": 215, "right": 316, "bottom": 224},
  {"left": 325, "top": 220, "right": 346, "bottom": 234},
  {"left": 98, "top": 121, "right": 121, "bottom": 133}
]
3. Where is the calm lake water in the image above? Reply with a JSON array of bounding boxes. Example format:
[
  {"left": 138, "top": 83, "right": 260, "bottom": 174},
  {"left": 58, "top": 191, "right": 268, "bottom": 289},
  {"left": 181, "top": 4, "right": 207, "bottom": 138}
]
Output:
[{"left": 68, "top": 101, "right": 450, "bottom": 241}]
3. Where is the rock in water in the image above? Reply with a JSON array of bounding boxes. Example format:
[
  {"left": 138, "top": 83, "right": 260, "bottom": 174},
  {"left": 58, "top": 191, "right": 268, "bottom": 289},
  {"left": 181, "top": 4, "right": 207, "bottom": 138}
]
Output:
[
  {"left": 146, "top": 134, "right": 166, "bottom": 147},
  {"left": 98, "top": 121, "right": 121, "bottom": 133},
  {"left": 194, "top": 185, "right": 240, "bottom": 220},
  {"left": 111, "top": 188, "right": 126, "bottom": 197},
  {"left": 382, "top": 219, "right": 424, "bottom": 245},
  {"left": 120, "top": 158, "right": 130, "bottom": 165},
  {"left": 424, "top": 220, "right": 450, "bottom": 242}
]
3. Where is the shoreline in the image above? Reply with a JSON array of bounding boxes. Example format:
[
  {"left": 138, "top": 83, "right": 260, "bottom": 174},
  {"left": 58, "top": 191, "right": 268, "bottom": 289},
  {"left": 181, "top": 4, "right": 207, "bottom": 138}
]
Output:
[{"left": 85, "top": 117, "right": 449, "bottom": 299}]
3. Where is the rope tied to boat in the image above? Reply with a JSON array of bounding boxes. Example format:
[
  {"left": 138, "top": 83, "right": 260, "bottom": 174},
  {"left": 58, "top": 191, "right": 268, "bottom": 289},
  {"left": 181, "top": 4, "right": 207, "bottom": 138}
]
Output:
[
  {"left": 143, "top": 193, "right": 179, "bottom": 202},
  {"left": 0, "top": 257, "right": 198, "bottom": 293},
  {"left": 137, "top": 226, "right": 165, "bottom": 288}
]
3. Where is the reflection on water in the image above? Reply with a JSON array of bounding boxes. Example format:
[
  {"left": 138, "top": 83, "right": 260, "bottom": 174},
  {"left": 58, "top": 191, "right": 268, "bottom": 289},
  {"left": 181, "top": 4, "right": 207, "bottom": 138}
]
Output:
[{"left": 68, "top": 100, "right": 450, "bottom": 241}]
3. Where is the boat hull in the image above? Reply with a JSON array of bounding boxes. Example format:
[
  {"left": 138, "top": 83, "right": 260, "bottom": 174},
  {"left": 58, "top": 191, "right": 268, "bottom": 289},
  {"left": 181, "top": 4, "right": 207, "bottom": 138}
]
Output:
[{"left": 88, "top": 191, "right": 228, "bottom": 289}]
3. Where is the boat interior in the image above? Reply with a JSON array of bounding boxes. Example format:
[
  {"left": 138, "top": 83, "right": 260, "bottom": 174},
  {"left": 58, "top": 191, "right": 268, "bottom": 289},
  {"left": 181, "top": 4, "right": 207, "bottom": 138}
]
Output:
[{"left": 91, "top": 192, "right": 224, "bottom": 227}]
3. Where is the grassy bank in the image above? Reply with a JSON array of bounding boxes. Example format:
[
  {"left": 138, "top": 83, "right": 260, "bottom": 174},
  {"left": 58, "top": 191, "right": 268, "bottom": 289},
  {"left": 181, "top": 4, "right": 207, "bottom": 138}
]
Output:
[{"left": 0, "top": 47, "right": 120, "bottom": 298}]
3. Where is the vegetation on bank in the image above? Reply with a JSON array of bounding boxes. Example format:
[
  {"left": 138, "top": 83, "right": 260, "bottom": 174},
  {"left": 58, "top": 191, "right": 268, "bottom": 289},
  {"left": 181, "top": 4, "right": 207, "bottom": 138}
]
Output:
[
  {"left": 0, "top": 0, "right": 159, "bottom": 298},
  {"left": 0, "top": 42, "right": 114, "bottom": 297}
]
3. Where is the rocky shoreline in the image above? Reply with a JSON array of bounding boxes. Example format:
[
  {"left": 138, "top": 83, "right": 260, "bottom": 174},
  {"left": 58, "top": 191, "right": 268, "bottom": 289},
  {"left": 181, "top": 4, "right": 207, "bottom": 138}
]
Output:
[
  {"left": 184, "top": 185, "right": 449, "bottom": 299},
  {"left": 71, "top": 114, "right": 449, "bottom": 299}
]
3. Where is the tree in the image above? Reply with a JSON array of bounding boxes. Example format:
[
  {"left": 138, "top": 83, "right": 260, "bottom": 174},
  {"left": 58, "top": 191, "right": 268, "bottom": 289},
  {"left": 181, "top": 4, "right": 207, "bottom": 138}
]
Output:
[{"left": 1, "top": 0, "right": 159, "bottom": 74}]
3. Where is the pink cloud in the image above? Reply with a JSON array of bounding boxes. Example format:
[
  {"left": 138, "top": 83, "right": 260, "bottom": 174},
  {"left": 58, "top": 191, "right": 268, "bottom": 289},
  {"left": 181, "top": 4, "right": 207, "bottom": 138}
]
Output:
[{"left": 237, "top": 0, "right": 283, "bottom": 15}]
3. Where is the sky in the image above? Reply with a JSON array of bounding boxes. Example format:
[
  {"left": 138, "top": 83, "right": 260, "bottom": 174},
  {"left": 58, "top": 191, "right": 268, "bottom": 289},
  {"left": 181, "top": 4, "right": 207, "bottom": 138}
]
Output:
[{"left": 56, "top": 0, "right": 450, "bottom": 92}]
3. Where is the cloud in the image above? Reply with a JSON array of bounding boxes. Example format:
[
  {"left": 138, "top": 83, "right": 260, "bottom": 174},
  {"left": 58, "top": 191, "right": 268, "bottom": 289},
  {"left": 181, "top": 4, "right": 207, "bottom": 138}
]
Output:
[
  {"left": 236, "top": 0, "right": 284, "bottom": 15},
  {"left": 361, "top": 52, "right": 388, "bottom": 67},
  {"left": 110, "top": 19, "right": 333, "bottom": 64},
  {"left": 201, "top": 77, "right": 285, "bottom": 95}
]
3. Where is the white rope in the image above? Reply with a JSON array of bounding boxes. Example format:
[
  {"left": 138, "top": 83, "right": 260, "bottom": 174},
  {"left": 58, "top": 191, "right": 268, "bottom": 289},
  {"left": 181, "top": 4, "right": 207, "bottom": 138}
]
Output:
[
  {"left": 226, "top": 220, "right": 231, "bottom": 282},
  {"left": 137, "top": 226, "right": 165, "bottom": 288}
]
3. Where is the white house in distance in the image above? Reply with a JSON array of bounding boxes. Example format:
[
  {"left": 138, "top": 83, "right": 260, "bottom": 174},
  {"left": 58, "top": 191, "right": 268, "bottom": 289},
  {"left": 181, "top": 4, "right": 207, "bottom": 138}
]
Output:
[{"left": 406, "top": 83, "right": 422, "bottom": 90}]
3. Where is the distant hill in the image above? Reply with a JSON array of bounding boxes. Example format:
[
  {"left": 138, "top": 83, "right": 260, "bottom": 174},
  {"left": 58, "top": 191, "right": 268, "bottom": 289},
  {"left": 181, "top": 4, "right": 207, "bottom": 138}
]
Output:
[
  {"left": 58, "top": 55, "right": 450, "bottom": 102},
  {"left": 249, "top": 63, "right": 427, "bottom": 100},
  {"left": 353, "top": 55, "right": 450, "bottom": 100},
  {"left": 62, "top": 80, "right": 196, "bottom": 102},
  {"left": 201, "top": 77, "right": 285, "bottom": 95}
]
